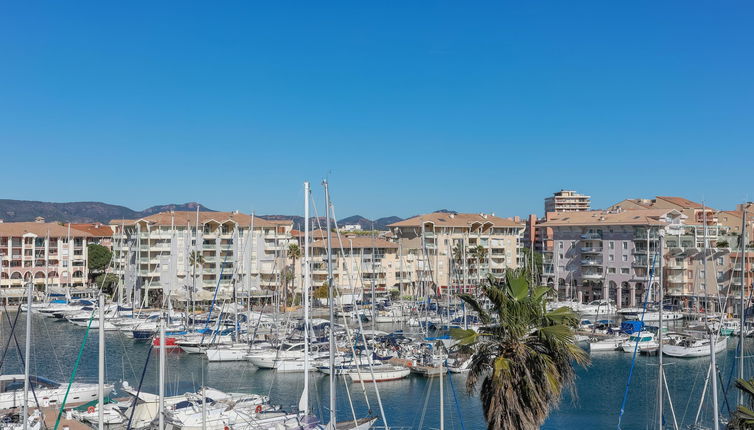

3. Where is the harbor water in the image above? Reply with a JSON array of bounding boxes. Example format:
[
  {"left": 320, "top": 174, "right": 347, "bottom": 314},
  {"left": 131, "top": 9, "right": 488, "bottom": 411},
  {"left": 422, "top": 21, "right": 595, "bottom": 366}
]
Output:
[{"left": 1, "top": 312, "right": 751, "bottom": 429}]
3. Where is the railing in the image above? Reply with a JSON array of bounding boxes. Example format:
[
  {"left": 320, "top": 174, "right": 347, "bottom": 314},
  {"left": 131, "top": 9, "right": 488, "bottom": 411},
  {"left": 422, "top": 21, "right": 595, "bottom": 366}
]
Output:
[
  {"left": 581, "top": 247, "right": 603, "bottom": 253},
  {"left": 580, "top": 233, "right": 603, "bottom": 240},
  {"left": 581, "top": 259, "right": 602, "bottom": 266}
]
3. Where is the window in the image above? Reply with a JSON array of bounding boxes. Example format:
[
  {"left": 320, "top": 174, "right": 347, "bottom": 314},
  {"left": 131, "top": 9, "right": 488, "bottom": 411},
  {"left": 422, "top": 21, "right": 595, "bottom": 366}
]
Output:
[
  {"left": 716, "top": 257, "right": 724, "bottom": 266},
  {"left": 621, "top": 268, "right": 630, "bottom": 274},
  {"left": 608, "top": 255, "right": 614, "bottom": 262},
  {"left": 609, "top": 241, "right": 615, "bottom": 250},
  {"left": 622, "top": 242, "right": 628, "bottom": 250},
  {"left": 622, "top": 255, "right": 628, "bottom": 262},
  {"left": 608, "top": 267, "right": 616, "bottom": 274},
  {"left": 559, "top": 254, "right": 564, "bottom": 259},
  {"left": 559, "top": 242, "right": 564, "bottom": 249}
]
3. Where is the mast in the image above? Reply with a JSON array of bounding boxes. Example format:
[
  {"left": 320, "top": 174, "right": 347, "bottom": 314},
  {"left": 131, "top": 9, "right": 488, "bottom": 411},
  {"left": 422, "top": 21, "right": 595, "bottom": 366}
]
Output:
[
  {"left": 299, "top": 181, "right": 311, "bottom": 415},
  {"left": 739, "top": 209, "right": 747, "bottom": 404},
  {"left": 22, "top": 280, "right": 32, "bottom": 429},
  {"left": 371, "top": 227, "right": 376, "bottom": 332},
  {"left": 439, "top": 347, "right": 444, "bottom": 430},
  {"left": 159, "top": 314, "right": 166, "bottom": 430},
  {"left": 98, "top": 292, "right": 105, "bottom": 430},
  {"left": 657, "top": 229, "right": 664, "bottom": 429},
  {"left": 703, "top": 205, "right": 720, "bottom": 430},
  {"left": 324, "top": 180, "right": 336, "bottom": 427}
]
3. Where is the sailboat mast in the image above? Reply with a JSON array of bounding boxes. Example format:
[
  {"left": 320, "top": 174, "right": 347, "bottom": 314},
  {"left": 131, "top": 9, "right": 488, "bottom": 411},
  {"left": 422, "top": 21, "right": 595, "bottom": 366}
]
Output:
[
  {"left": 703, "top": 205, "right": 720, "bottom": 430},
  {"left": 98, "top": 292, "right": 105, "bottom": 430},
  {"left": 159, "top": 314, "right": 166, "bottom": 430},
  {"left": 657, "top": 230, "right": 664, "bottom": 429},
  {"left": 324, "top": 180, "right": 337, "bottom": 426},
  {"left": 739, "top": 209, "right": 747, "bottom": 404},
  {"left": 22, "top": 280, "right": 32, "bottom": 429},
  {"left": 302, "top": 181, "right": 311, "bottom": 415}
]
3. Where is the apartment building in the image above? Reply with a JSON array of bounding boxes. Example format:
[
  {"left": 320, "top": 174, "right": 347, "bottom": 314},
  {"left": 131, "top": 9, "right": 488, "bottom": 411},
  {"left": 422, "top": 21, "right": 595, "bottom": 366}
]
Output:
[
  {"left": 388, "top": 212, "right": 524, "bottom": 294},
  {"left": 544, "top": 190, "right": 591, "bottom": 214},
  {"left": 110, "top": 211, "right": 293, "bottom": 306},
  {"left": 540, "top": 209, "right": 690, "bottom": 307},
  {"left": 308, "top": 236, "right": 402, "bottom": 296},
  {"left": 0, "top": 220, "right": 92, "bottom": 301}
]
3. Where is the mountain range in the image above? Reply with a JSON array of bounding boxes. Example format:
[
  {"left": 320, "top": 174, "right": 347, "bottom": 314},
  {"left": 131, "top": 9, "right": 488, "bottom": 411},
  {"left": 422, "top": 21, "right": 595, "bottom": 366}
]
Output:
[{"left": 0, "top": 199, "right": 406, "bottom": 230}]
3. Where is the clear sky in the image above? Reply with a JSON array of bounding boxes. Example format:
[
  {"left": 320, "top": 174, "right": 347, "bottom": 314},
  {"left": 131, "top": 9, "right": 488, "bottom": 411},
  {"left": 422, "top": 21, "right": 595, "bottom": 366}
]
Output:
[{"left": 2, "top": 2, "right": 752, "bottom": 219}]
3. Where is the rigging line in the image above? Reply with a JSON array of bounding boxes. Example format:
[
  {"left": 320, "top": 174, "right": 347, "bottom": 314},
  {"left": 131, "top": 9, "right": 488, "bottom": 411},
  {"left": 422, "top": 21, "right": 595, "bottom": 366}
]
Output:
[
  {"left": 53, "top": 307, "right": 96, "bottom": 430},
  {"left": 616, "top": 245, "right": 659, "bottom": 430},
  {"left": 126, "top": 343, "right": 153, "bottom": 430},
  {"left": 330, "top": 205, "right": 391, "bottom": 427},
  {"left": 716, "top": 364, "right": 732, "bottom": 417},
  {"left": 446, "top": 361, "right": 467, "bottom": 430},
  {"left": 0, "top": 303, "right": 22, "bottom": 370},
  {"left": 3, "top": 304, "right": 49, "bottom": 430},
  {"left": 416, "top": 374, "right": 435, "bottom": 430}
]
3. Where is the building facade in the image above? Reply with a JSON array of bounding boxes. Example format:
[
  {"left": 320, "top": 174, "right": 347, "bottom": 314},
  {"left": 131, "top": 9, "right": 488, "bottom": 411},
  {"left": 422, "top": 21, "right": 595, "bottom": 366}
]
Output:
[
  {"left": 0, "top": 220, "right": 93, "bottom": 301},
  {"left": 388, "top": 212, "right": 525, "bottom": 294},
  {"left": 544, "top": 190, "right": 591, "bottom": 214},
  {"left": 110, "top": 211, "right": 294, "bottom": 306}
]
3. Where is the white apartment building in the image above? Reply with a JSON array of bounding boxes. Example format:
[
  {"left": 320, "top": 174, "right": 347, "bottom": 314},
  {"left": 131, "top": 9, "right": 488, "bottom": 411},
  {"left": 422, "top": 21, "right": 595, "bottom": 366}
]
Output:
[
  {"left": 388, "top": 212, "right": 525, "bottom": 294},
  {"left": 0, "top": 220, "right": 92, "bottom": 302},
  {"left": 545, "top": 190, "right": 591, "bottom": 214},
  {"left": 111, "top": 211, "right": 293, "bottom": 306}
]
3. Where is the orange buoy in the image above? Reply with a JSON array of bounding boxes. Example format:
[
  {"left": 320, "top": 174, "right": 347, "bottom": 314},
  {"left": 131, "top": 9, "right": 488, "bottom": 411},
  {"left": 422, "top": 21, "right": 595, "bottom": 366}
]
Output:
[
  {"left": 87, "top": 406, "right": 96, "bottom": 414},
  {"left": 255, "top": 404, "right": 263, "bottom": 413},
  {"left": 406, "top": 361, "right": 413, "bottom": 367}
]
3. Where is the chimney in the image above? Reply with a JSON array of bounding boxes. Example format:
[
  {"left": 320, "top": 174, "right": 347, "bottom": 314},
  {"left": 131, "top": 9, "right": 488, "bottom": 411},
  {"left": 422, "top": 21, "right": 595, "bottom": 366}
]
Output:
[
  {"left": 513, "top": 216, "right": 520, "bottom": 223},
  {"left": 35, "top": 216, "right": 45, "bottom": 223},
  {"left": 449, "top": 213, "right": 455, "bottom": 219}
]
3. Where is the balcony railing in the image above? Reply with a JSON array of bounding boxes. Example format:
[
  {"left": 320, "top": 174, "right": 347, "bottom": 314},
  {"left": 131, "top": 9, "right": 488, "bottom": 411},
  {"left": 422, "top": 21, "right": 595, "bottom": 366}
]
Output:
[
  {"left": 581, "top": 260, "right": 602, "bottom": 266},
  {"left": 581, "top": 247, "right": 603, "bottom": 254},
  {"left": 580, "top": 233, "right": 603, "bottom": 240}
]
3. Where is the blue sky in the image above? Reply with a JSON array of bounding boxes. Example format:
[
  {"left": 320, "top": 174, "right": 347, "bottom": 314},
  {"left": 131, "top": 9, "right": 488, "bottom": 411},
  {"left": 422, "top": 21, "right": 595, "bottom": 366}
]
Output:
[{"left": 1, "top": 2, "right": 752, "bottom": 218}]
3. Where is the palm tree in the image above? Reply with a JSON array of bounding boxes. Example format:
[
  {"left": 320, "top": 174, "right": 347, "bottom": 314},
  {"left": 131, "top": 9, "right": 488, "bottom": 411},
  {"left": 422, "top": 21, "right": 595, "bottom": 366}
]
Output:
[
  {"left": 472, "top": 245, "right": 488, "bottom": 293},
  {"left": 287, "top": 243, "right": 302, "bottom": 304},
  {"left": 729, "top": 378, "right": 754, "bottom": 429},
  {"left": 451, "top": 270, "right": 589, "bottom": 430}
]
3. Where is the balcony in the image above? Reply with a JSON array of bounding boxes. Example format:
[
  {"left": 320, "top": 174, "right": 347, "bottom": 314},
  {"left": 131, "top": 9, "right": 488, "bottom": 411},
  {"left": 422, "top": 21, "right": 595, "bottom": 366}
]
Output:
[
  {"left": 667, "top": 274, "right": 684, "bottom": 284},
  {"left": 580, "top": 233, "right": 603, "bottom": 240},
  {"left": 582, "top": 272, "right": 604, "bottom": 280},
  {"left": 581, "top": 247, "right": 603, "bottom": 254},
  {"left": 633, "top": 249, "right": 648, "bottom": 255},
  {"left": 581, "top": 259, "right": 602, "bottom": 266},
  {"left": 203, "top": 243, "right": 217, "bottom": 250},
  {"left": 632, "top": 259, "right": 649, "bottom": 267}
]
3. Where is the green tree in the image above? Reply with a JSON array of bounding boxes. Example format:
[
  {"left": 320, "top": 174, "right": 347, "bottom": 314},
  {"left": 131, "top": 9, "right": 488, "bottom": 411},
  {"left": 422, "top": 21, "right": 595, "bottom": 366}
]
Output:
[
  {"left": 87, "top": 244, "right": 112, "bottom": 282},
  {"left": 94, "top": 273, "right": 119, "bottom": 296},
  {"left": 451, "top": 270, "right": 589, "bottom": 430},
  {"left": 189, "top": 250, "right": 205, "bottom": 269},
  {"left": 472, "top": 245, "right": 488, "bottom": 285},
  {"left": 520, "top": 247, "right": 544, "bottom": 285},
  {"left": 313, "top": 283, "right": 329, "bottom": 300},
  {"left": 287, "top": 243, "right": 302, "bottom": 302}
]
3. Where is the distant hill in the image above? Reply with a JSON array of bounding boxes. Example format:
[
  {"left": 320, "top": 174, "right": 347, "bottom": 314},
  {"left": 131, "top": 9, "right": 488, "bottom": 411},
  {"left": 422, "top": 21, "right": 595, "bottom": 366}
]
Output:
[
  {"left": 0, "top": 199, "right": 214, "bottom": 223},
  {"left": 0, "top": 199, "right": 408, "bottom": 229}
]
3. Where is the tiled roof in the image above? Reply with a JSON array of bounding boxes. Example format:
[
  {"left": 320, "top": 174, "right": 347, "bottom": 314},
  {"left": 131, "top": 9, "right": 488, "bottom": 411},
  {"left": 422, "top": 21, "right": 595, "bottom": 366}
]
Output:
[
  {"left": 539, "top": 209, "right": 673, "bottom": 227},
  {"left": 109, "top": 211, "right": 277, "bottom": 228},
  {"left": 388, "top": 213, "right": 522, "bottom": 228},
  {"left": 656, "top": 196, "right": 705, "bottom": 210},
  {"left": 0, "top": 222, "right": 93, "bottom": 237},
  {"left": 70, "top": 223, "right": 114, "bottom": 237}
]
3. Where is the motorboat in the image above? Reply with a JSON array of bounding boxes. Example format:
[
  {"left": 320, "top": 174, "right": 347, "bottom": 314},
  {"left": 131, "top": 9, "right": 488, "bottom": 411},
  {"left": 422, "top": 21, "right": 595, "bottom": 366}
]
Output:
[
  {"left": 588, "top": 335, "right": 626, "bottom": 352},
  {"left": 620, "top": 331, "right": 659, "bottom": 353}
]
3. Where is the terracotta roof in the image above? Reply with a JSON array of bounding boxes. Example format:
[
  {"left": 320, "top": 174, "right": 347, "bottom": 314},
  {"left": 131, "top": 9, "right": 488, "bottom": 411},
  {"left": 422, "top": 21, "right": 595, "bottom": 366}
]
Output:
[
  {"left": 0, "top": 222, "right": 93, "bottom": 237},
  {"left": 655, "top": 196, "right": 705, "bottom": 210},
  {"left": 388, "top": 213, "right": 522, "bottom": 228},
  {"left": 311, "top": 236, "right": 398, "bottom": 249},
  {"left": 539, "top": 209, "right": 674, "bottom": 227},
  {"left": 109, "top": 211, "right": 277, "bottom": 228},
  {"left": 70, "top": 223, "right": 114, "bottom": 237}
]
